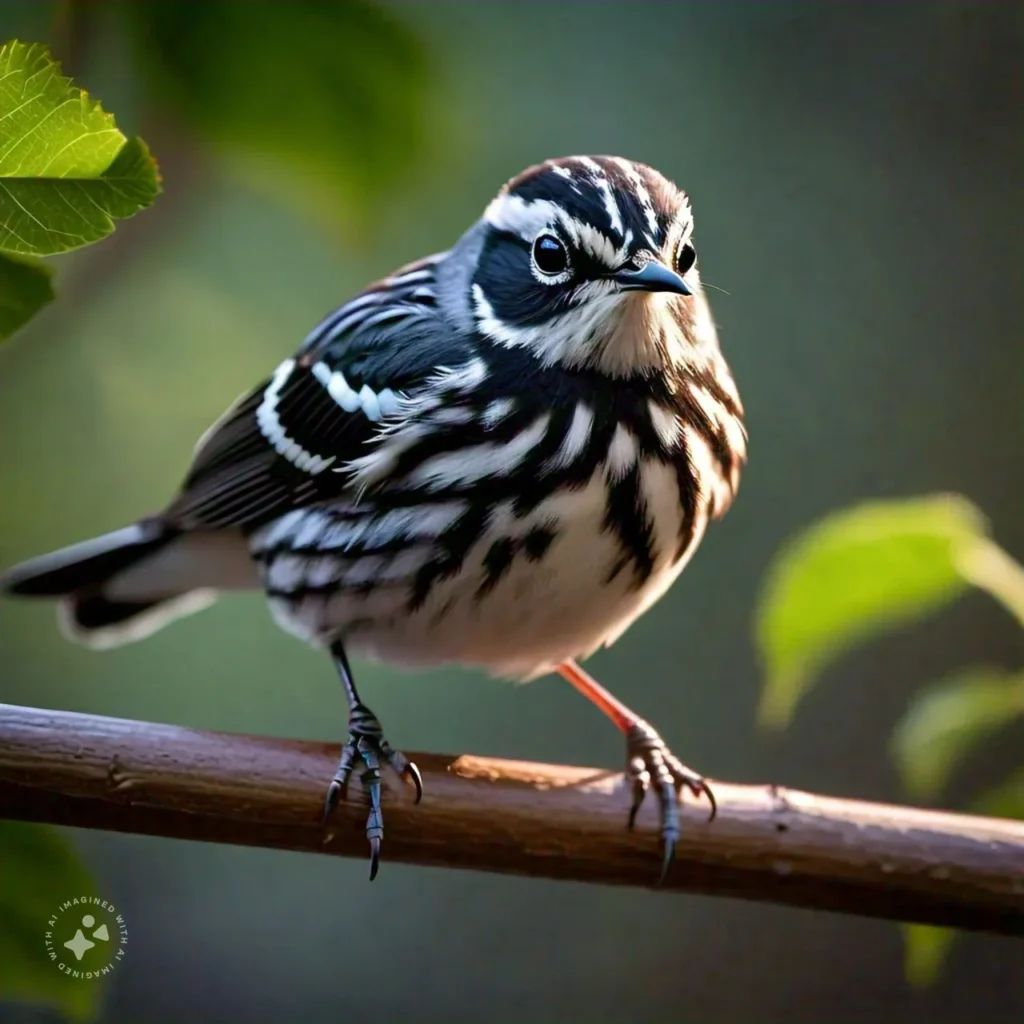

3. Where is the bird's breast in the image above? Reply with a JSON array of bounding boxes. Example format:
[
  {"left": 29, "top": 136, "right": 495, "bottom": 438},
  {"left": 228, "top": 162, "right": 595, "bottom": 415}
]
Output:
[
  {"left": 249, "top": 441, "right": 712, "bottom": 679},
  {"left": 249, "top": 341, "right": 746, "bottom": 677}
]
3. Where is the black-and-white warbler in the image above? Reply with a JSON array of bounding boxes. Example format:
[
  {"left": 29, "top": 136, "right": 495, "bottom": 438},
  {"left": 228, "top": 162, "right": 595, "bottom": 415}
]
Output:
[{"left": 4, "top": 156, "right": 747, "bottom": 881}]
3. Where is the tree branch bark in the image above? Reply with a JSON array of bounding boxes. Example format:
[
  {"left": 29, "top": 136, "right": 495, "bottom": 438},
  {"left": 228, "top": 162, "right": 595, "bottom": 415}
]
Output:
[{"left": 0, "top": 703, "right": 1021, "bottom": 935}]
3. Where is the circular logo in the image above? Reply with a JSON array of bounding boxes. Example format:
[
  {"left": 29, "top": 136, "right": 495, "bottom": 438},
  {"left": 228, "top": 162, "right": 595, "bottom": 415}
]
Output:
[{"left": 45, "top": 897, "right": 128, "bottom": 979}]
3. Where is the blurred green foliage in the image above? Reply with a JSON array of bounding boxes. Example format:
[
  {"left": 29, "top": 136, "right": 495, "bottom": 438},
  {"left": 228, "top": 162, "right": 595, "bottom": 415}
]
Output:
[
  {"left": 756, "top": 494, "right": 1024, "bottom": 982},
  {"left": 892, "top": 668, "right": 1024, "bottom": 801},
  {"left": 972, "top": 767, "right": 1024, "bottom": 819},
  {"left": 121, "top": 0, "right": 435, "bottom": 233},
  {"left": 756, "top": 495, "right": 991, "bottom": 729},
  {"left": 902, "top": 923, "right": 958, "bottom": 990},
  {"left": 0, "top": 821, "right": 104, "bottom": 1021}
]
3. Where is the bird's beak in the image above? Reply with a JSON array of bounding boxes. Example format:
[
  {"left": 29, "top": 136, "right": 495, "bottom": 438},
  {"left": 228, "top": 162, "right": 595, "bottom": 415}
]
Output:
[{"left": 611, "top": 261, "right": 692, "bottom": 296}]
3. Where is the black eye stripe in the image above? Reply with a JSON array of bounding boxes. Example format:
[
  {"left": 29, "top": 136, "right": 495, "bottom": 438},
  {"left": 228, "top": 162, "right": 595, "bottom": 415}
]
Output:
[{"left": 494, "top": 229, "right": 531, "bottom": 253}]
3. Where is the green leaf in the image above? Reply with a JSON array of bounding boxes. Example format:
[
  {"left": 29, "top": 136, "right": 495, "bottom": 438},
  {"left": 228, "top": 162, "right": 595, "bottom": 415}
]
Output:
[
  {"left": 0, "top": 820, "right": 103, "bottom": 1021},
  {"left": 0, "top": 251, "right": 54, "bottom": 341},
  {"left": 902, "top": 923, "right": 957, "bottom": 988},
  {"left": 972, "top": 766, "right": 1024, "bottom": 820},
  {"left": 891, "top": 668, "right": 1024, "bottom": 800},
  {"left": 955, "top": 535, "right": 1024, "bottom": 631},
  {"left": 123, "top": 1, "right": 434, "bottom": 231},
  {"left": 0, "top": 40, "right": 161, "bottom": 256},
  {"left": 755, "top": 495, "right": 990, "bottom": 728}
]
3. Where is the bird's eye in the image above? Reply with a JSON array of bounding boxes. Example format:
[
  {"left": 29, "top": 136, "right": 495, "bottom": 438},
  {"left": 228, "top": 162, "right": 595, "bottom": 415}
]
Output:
[
  {"left": 532, "top": 233, "right": 569, "bottom": 277},
  {"left": 675, "top": 241, "right": 696, "bottom": 275}
]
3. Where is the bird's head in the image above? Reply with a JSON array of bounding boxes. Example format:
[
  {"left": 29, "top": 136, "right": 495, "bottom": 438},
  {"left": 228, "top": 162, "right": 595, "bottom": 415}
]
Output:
[{"left": 461, "top": 156, "right": 711, "bottom": 377}]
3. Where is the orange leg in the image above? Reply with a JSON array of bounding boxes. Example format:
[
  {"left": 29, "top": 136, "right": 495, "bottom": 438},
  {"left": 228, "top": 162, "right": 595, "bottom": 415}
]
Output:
[
  {"left": 556, "top": 658, "right": 638, "bottom": 733},
  {"left": 556, "top": 658, "right": 717, "bottom": 883}
]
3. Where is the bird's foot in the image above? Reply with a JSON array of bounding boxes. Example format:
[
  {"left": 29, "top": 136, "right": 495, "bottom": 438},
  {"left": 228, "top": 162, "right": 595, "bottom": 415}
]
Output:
[
  {"left": 321, "top": 702, "right": 423, "bottom": 881},
  {"left": 624, "top": 719, "right": 717, "bottom": 885}
]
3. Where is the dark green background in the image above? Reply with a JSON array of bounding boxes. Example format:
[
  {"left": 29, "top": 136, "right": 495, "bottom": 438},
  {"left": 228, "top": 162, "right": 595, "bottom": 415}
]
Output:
[{"left": 1, "top": 2, "right": 1021, "bottom": 1022}]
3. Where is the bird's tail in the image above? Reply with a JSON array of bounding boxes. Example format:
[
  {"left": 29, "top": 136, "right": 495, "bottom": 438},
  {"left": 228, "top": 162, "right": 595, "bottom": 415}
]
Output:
[{"left": 2, "top": 518, "right": 256, "bottom": 649}]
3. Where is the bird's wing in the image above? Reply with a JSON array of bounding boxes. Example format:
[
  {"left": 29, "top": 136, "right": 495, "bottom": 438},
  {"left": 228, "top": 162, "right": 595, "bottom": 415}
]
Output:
[{"left": 165, "top": 253, "right": 470, "bottom": 530}]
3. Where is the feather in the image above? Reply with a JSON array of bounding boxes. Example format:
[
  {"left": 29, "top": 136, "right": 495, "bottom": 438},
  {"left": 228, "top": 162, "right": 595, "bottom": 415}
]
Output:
[
  {"left": 165, "top": 258, "right": 471, "bottom": 533},
  {"left": 59, "top": 589, "right": 218, "bottom": 649},
  {"left": 2, "top": 521, "right": 169, "bottom": 596}
]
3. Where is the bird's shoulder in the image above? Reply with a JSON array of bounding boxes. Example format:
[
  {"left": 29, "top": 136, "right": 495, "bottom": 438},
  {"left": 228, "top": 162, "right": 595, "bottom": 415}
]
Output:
[{"left": 165, "top": 253, "right": 474, "bottom": 530}]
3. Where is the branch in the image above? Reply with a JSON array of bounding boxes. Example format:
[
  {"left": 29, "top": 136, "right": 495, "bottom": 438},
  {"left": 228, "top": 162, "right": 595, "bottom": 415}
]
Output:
[{"left": 1, "top": 703, "right": 1022, "bottom": 935}]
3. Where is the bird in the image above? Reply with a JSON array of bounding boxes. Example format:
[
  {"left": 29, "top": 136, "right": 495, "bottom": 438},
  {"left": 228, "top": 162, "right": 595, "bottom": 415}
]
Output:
[{"left": 2, "top": 155, "right": 747, "bottom": 882}]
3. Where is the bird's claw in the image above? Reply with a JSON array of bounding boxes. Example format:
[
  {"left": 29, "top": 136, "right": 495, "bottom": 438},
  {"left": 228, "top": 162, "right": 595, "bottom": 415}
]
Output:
[
  {"left": 624, "top": 719, "right": 716, "bottom": 885},
  {"left": 322, "top": 779, "right": 344, "bottom": 824},
  {"left": 368, "top": 836, "right": 381, "bottom": 882},
  {"left": 402, "top": 760, "right": 424, "bottom": 804},
  {"left": 321, "top": 707, "right": 421, "bottom": 879}
]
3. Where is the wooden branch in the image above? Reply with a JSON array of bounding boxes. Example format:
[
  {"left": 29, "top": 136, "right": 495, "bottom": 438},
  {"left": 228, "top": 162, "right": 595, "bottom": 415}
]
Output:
[{"left": 1, "top": 703, "right": 1022, "bottom": 935}]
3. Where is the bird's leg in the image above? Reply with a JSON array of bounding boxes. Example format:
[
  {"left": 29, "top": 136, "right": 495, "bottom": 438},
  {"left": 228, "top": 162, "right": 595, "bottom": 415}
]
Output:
[
  {"left": 556, "top": 659, "right": 716, "bottom": 883},
  {"left": 322, "top": 641, "right": 423, "bottom": 880}
]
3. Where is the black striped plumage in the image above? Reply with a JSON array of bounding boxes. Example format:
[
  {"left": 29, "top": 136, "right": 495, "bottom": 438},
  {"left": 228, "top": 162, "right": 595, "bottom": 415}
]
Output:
[
  {"left": 2, "top": 155, "right": 748, "bottom": 881},
  {"left": 161, "top": 151, "right": 746, "bottom": 674},
  {"left": 248, "top": 342, "right": 743, "bottom": 621},
  {"left": 5, "top": 153, "right": 747, "bottom": 667}
]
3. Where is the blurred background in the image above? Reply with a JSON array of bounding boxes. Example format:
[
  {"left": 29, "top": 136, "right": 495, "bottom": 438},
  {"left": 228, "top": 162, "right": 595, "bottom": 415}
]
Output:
[{"left": 0, "top": 1, "right": 1021, "bottom": 1022}]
